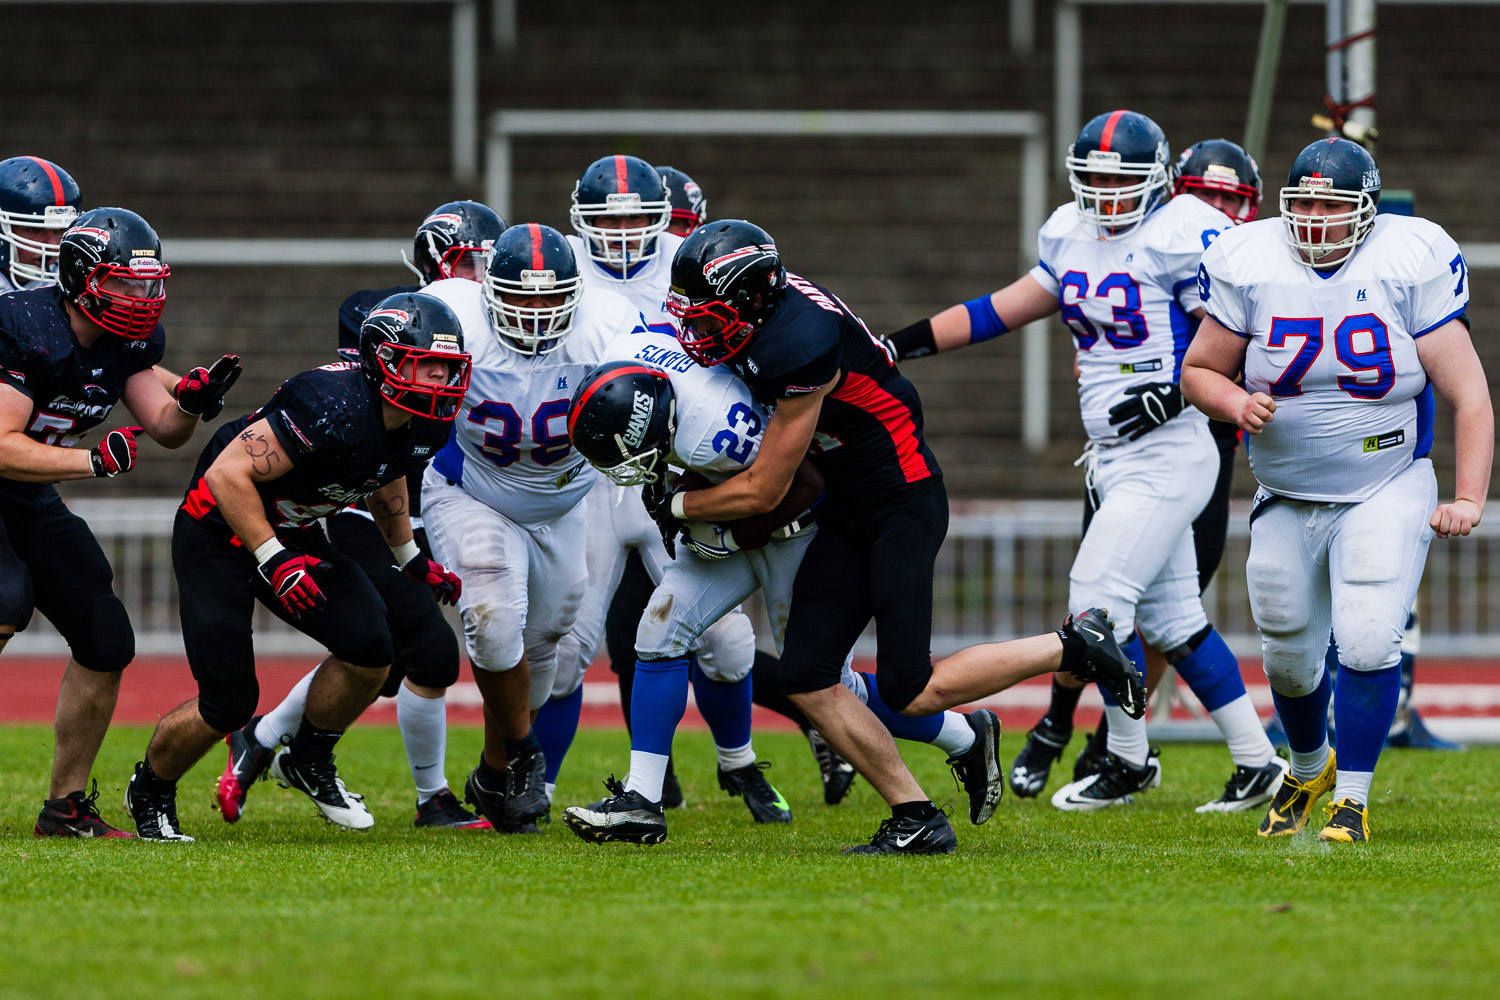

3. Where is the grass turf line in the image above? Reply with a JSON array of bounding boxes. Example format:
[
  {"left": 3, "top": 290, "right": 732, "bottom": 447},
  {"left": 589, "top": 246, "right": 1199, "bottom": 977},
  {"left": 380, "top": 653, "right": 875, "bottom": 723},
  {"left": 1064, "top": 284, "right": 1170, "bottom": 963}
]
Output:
[{"left": 2, "top": 725, "right": 1497, "bottom": 999}]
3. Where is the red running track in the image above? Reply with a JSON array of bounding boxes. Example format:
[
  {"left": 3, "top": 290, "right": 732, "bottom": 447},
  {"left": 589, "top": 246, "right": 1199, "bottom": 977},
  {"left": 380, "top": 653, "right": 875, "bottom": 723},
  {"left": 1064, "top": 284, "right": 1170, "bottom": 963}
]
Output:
[{"left": 5, "top": 656, "right": 1500, "bottom": 733}]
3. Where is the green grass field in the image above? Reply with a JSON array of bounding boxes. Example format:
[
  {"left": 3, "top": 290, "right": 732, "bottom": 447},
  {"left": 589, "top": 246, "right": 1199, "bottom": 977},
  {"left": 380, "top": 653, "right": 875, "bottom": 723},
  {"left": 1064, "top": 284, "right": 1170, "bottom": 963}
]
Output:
[{"left": 2, "top": 725, "right": 1497, "bottom": 999}]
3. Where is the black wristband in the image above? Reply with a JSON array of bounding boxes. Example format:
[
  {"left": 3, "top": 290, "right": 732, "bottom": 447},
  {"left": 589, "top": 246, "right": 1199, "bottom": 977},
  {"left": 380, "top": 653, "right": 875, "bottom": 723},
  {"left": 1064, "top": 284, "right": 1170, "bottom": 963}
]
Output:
[
  {"left": 1057, "top": 629, "right": 1086, "bottom": 672},
  {"left": 886, "top": 318, "right": 938, "bottom": 361}
]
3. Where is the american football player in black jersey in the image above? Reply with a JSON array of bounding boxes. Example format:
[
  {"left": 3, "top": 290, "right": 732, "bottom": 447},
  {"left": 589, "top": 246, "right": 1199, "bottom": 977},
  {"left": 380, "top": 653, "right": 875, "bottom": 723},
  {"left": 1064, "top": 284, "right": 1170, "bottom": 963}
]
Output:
[
  {"left": 660, "top": 220, "right": 1146, "bottom": 854},
  {"left": 0, "top": 207, "right": 240, "bottom": 838},
  {"left": 214, "top": 200, "right": 504, "bottom": 833},
  {"left": 125, "top": 293, "right": 469, "bottom": 841}
]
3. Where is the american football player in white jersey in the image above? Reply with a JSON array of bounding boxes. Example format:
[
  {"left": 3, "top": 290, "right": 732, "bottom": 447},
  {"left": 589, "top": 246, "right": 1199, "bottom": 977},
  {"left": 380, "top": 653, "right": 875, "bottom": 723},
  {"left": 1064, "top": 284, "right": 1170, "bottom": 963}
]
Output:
[
  {"left": 882, "top": 110, "right": 1284, "bottom": 812},
  {"left": 1183, "top": 137, "right": 1491, "bottom": 842},
  {"left": 0, "top": 156, "right": 82, "bottom": 294},
  {"left": 417, "top": 222, "right": 637, "bottom": 833},
  {"left": 557, "top": 341, "right": 1006, "bottom": 843}
]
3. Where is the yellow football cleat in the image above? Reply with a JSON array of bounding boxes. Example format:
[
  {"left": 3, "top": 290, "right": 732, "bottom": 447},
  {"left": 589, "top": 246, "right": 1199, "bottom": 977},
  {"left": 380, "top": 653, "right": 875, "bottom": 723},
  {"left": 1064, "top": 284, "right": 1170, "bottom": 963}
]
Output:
[
  {"left": 1317, "top": 798, "right": 1370, "bottom": 843},
  {"left": 1256, "top": 751, "right": 1336, "bottom": 837}
]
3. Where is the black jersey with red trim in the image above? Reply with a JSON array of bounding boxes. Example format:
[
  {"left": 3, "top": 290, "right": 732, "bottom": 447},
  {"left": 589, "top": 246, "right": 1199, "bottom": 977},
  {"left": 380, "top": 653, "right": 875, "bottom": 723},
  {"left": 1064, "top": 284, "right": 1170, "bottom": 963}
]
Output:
[
  {"left": 724, "top": 273, "right": 941, "bottom": 503},
  {"left": 181, "top": 363, "right": 449, "bottom": 538},
  {"left": 0, "top": 286, "right": 165, "bottom": 495},
  {"left": 334, "top": 283, "right": 427, "bottom": 518}
]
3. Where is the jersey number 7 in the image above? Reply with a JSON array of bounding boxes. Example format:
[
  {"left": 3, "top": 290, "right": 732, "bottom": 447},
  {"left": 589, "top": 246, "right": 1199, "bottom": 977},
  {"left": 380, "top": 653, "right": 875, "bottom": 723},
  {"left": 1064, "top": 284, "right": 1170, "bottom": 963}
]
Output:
[{"left": 1267, "top": 314, "right": 1395, "bottom": 400}]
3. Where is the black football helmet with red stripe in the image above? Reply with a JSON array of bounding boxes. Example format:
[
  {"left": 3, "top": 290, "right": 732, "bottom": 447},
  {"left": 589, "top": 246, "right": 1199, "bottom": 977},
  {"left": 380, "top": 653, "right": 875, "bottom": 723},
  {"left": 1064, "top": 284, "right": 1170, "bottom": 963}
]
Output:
[
  {"left": 1175, "top": 139, "right": 1262, "bottom": 224},
  {"left": 358, "top": 291, "right": 471, "bottom": 420},
  {"left": 405, "top": 200, "right": 505, "bottom": 285},
  {"left": 567, "top": 360, "right": 677, "bottom": 486},
  {"left": 57, "top": 208, "right": 169, "bottom": 339},
  {"left": 667, "top": 219, "right": 786, "bottom": 367},
  {"left": 0, "top": 155, "right": 82, "bottom": 287},
  {"left": 569, "top": 154, "right": 672, "bottom": 279},
  {"left": 1065, "top": 110, "right": 1172, "bottom": 239},
  {"left": 657, "top": 165, "right": 708, "bottom": 235},
  {"left": 483, "top": 223, "right": 584, "bottom": 356}
]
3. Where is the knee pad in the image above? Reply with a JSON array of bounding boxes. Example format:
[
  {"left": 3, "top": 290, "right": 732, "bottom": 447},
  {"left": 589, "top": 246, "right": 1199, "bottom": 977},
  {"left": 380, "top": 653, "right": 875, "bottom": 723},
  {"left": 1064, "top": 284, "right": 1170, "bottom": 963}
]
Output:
[
  {"left": 634, "top": 588, "right": 695, "bottom": 662},
  {"left": 331, "top": 628, "right": 394, "bottom": 672},
  {"left": 1261, "top": 639, "right": 1326, "bottom": 697},
  {"left": 197, "top": 678, "right": 261, "bottom": 734},
  {"left": 398, "top": 616, "right": 462, "bottom": 690},
  {"left": 692, "top": 612, "right": 756, "bottom": 683},
  {"left": 551, "top": 632, "right": 589, "bottom": 699},
  {"left": 461, "top": 603, "right": 524, "bottom": 672},
  {"left": 74, "top": 595, "right": 135, "bottom": 672},
  {"left": 0, "top": 558, "right": 34, "bottom": 631}
]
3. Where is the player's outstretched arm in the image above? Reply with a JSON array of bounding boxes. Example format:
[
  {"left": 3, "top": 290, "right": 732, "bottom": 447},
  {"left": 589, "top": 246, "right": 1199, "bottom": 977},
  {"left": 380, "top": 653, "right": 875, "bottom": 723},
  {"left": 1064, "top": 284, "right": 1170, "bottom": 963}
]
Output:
[
  {"left": 883, "top": 275, "right": 1058, "bottom": 361},
  {"left": 1416, "top": 318, "right": 1493, "bottom": 538},
  {"left": 123, "top": 367, "right": 198, "bottom": 448},
  {"left": 677, "top": 379, "right": 833, "bottom": 522},
  {"left": 0, "top": 383, "right": 96, "bottom": 481},
  {"left": 1181, "top": 315, "right": 1275, "bottom": 434}
]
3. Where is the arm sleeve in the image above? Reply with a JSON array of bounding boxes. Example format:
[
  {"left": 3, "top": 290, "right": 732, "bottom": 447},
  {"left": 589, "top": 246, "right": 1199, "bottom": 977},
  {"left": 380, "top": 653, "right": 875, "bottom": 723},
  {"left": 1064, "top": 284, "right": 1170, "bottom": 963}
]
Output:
[
  {"left": 1196, "top": 241, "right": 1249, "bottom": 337},
  {"left": 1410, "top": 229, "right": 1471, "bottom": 337}
]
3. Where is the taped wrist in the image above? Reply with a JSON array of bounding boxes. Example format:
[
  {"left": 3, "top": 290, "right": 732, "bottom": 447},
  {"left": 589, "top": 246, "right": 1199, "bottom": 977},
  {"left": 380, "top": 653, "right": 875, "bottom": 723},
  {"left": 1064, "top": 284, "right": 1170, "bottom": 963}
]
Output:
[
  {"left": 390, "top": 539, "right": 420, "bottom": 568},
  {"left": 963, "top": 294, "right": 1010, "bottom": 344},
  {"left": 253, "top": 537, "right": 286, "bottom": 565},
  {"left": 886, "top": 318, "right": 938, "bottom": 360}
]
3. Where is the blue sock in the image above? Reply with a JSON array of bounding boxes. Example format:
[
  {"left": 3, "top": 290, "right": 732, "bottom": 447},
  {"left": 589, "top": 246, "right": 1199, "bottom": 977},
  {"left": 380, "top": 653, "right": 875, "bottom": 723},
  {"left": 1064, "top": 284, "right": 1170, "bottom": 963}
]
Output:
[
  {"left": 1172, "top": 627, "right": 1246, "bottom": 712},
  {"left": 534, "top": 685, "right": 584, "bottom": 784},
  {"left": 860, "top": 672, "right": 943, "bottom": 744},
  {"left": 1270, "top": 666, "right": 1333, "bottom": 755},
  {"left": 1098, "top": 633, "right": 1145, "bottom": 706},
  {"left": 629, "top": 658, "right": 691, "bottom": 756},
  {"left": 1333, "top": 664, "right": 1402, "bottom": 773},
  {"left": 689, "top": 662, "right": 753, "bottom": 751}
]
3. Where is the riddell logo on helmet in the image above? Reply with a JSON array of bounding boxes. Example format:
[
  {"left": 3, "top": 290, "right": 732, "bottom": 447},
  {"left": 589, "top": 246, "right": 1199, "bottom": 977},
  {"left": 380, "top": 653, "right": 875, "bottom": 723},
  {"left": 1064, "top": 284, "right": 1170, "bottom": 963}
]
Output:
[
  {"left": 127, "top": 257, "right": 163, "bottom": 275},
  {"left": 1300, "top": 176, "right": 1333, "bottom": 191}
]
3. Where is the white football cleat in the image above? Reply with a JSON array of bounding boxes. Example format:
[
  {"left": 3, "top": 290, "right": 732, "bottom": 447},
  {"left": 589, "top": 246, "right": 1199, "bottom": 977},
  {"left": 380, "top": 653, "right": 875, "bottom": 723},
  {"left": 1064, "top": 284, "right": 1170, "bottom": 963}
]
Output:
[
  {"left": 1195, "top": 756, "right": 1289, "bottom": 813},
  {"left": 270, "top": 749, "right": 374, "bottom": 831},
  {"left": 1051, "top": 748, "right": 1161, "bottom": 811}
]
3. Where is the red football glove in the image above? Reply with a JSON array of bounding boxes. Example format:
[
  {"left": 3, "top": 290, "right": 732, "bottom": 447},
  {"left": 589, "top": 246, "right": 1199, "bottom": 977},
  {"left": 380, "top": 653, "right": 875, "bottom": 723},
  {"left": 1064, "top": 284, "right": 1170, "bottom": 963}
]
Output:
[
  {"left": 174, "top": 354, "right": 242, "bottom": 419},
  {"left": 257, "top": 549, "right": 328, "bottom": 618},
  {"left": 401, "top": 554, "right": 462, "bottom": 605},
  {"left": 90, "top": 426, "right": 144, "bottom": 478}
]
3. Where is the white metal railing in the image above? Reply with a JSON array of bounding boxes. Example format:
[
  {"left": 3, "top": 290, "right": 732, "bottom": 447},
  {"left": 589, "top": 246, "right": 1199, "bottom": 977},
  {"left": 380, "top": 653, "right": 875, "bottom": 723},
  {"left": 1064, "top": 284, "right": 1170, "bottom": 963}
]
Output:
[{"left": 9, "top": 497, "right": 1500, "bottom": 659}]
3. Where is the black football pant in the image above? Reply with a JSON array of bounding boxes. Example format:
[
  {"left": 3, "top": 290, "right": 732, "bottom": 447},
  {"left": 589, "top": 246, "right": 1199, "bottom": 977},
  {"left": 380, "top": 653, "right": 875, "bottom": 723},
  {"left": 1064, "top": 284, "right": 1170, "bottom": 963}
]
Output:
[
  {"left": 1083, "top": 421, "right": 1237, "bottom": 594},
  {"left": 779, "top": 479, "right": 948, "bottom": 714},
  {"left": 174, "top": 511, "right": 394, "bottom": 734},
  {"left": 0, "top": 485, "right": 133, "bottom": 671},
  {"left": 606, "top": 550, "right": 812, "bottom": 732},
  {"left": 324, "top": 513, "right": 459, "bottom": 696}
]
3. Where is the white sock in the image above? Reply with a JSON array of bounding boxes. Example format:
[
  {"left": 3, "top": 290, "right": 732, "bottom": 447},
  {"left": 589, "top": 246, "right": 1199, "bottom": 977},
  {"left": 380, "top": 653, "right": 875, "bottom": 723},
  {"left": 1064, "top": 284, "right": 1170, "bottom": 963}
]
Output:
[
  {"left": 544, "top": 781, "right": 556, "bottom": 804},
  {"left": 1289, "top": 738, "right": 1331, "bottom": 783},
  {"left": 934, "top": 712, "right": 975, "bottom": 756},
  {"left": 1334, "top": 770, "right": 1373, "bottom": 805},
  {"left": 255, "top": 666, "right": 316, "bottom": 747},
  {"left": 716, "top": 741, "right": 757, "bottom": 771},
  {"left": 396, "top": 683, "right": 448, "bottom": 801},
  {"left": 1209, "top": 694, "right": 1276, "bottom": 767},
  {"left": 623, "top": 750, "right": 670, "bottom": 802},
  {"left": 1104, "top": 705, "right": 1150, "bottom": 767}
]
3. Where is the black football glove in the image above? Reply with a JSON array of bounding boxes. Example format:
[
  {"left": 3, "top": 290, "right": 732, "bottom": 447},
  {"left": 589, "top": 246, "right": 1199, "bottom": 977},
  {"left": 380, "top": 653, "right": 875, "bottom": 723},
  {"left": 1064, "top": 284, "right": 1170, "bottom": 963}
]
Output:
[
  {"left": 89, "top": 425, "right": 144, "bottom": 478},
  {"left": 641, "top": 475, "right": 683, "bottom": 560},
  {"left": 175, "top": 354, "right": 243, "bottom": 420},
  {"left": 1107, "top": 381, "right": 1184, "bottom": 441}
]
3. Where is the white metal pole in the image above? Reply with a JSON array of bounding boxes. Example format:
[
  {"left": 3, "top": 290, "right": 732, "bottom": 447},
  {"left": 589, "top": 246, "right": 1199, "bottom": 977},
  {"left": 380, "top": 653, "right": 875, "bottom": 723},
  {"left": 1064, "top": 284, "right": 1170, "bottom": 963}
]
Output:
[
  {"left": 1055, "top": 0, "right": 1082, "bottom": 159},
  {"left": 1020, "top": 132, "right": 1050, "bottom": 452},
  {"left": 452, "top": 0, "right": 479, "bottom": 182},
  {"left": 492, "top": 0, "right": 517, "bottom": 52},
  {"left": 1346, "top": 0, "right": 1377, "bottom": 133},
  {"left": 1010, "top": 0, "right": 1036, "bottom": 56},
  {"left": 485, "top": 116, "right": 512, "bottom": 219}
]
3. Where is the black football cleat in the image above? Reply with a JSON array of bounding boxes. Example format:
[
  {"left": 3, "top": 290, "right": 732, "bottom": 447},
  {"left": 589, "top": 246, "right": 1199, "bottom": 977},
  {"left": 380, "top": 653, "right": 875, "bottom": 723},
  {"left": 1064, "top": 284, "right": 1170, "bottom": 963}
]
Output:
[
  {"left": 215, "top": 716, "right": 277, "bottom": 824},
  {"left": 414, "top": 787, "right": 492, "bottom": 830},
  {"left": 1008, "top": 717, "right": 1070, "bottom": 798},
  {"left": 807, "top": 729, "right": 857, "bottom": 805},
  {"left": 563, "top": 777, "right": 668, "bottom": 844},
  {"left": 270, "top": 752, "right": 373, "bottom": 831},
  {"left": 124, "top": 763, "right": 194, "bottom": 842},
  {"left": 1072, "top": 722, "right": 1111, "bottom": 782},
  {"left": 717, "top": 761, "right": 793, "bottom": 824},
  {"left": 1051, "top": 748, "right": 1161, "bottom": 811},
  {"left": 463, "top": 764, "right": 538, "bottom": 834},
  {"left": 1061, "top": 608, "right": 1147, "bottom": 719},
  {"left": 844, "top": 808, "right": 958, "bottom": 856},
  {"left": 1196, "top": 756, "right": 1289, "bottom": 813},
  {"left": 35, "top": 780, "right": 134, "bottom": 839},
  {"left": 660, "top": 768, "right": 685, "bottom": 810},
  {"left": 947, "top": 709, "right": 1003, "bottom": 825},
  {"left": 506, "top": 741, "right": 550, "bottom": 826}
]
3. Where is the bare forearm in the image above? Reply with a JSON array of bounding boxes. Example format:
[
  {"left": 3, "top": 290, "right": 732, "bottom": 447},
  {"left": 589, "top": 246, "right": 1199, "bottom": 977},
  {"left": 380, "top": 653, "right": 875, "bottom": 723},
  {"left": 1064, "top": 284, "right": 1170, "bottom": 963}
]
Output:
[
  {"left": 1181, "top": 366, "right": 1248, "bottom": 424},
  {"left": 367, "top": 483, "right": 414, "bottom": 548},
  {"left": 204, "top": 468, "right": 277, "bottom": 551},
  {"left": 1453, "top": 401, "right": 1494, "bottom": 512},
  {"left": 680, "top": 466, "right": 790, "bottom": 520},
  {"left": 150, "top": 398, "right": 200, "bottom": 449},
  {"left": 0, "top": 434, "right": 93, "bottom": 481}
]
